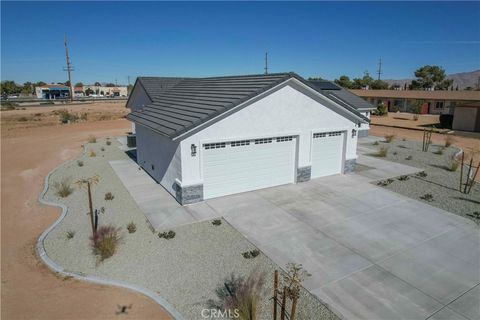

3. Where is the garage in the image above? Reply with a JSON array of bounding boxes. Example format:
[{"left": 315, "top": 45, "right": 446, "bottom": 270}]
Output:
[
  {"left": 202, "top": 136, "right": 297, "bottom": 199},
  {"left": 311, "top": 131, "right": 345, "bottom": 178}
]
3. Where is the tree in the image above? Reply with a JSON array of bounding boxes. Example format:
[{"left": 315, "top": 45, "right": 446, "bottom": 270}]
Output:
[
  {"left": 35, "top": 81, "right": 46, "bottom": 87},
  {"left": 22, "top": 82, "right": 34, "bottom": 95},
  {"left": 75, "top": 82, "right": 84, "bottom": 87},
  {"left": 371, "top": 80, "right": 389, "bottom": 90},
  {"left": 105, "top": 83, "right": 116, "bottom": 87},
  {"left": 64, "top": 80, "right": 71, "bottom": 87},
  {"left": 85, "top": 88, "right": 94, "bottom": 96},
  {"left": 410, "top": 100, "right": 424, "bottom": 120},
  {"left": 334, "top": 75, "right": 353, "bottom": 89},
  {"left": 1, "top": 81, "right": 21, "bottom": 95},
  {"left": 351, "top": 74, "right": 374, "bottom": 89},
  {"left": 308, "top": 77, "right": 324, "bottom": 81},
  {"left": 376, "top": 102, "right": 388, "bottom": 116},
  {"left": 413, "top": 65, "right": 452, "bottom": 90},
  {"left": 94, "top": 82, "right": 101, "bottom": 86}
]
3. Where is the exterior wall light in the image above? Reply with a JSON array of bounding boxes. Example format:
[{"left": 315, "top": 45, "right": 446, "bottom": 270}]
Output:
[
  {"left": 352, "top": 129, "right": 357, "bottom": 138},
  {"left": 191, "top": 144, "right": 197, "bottom": 156}
]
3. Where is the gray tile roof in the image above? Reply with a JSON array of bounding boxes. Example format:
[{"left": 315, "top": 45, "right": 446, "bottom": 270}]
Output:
[
  {"left": 308, "top": 80, "right": 375, "bottom": 111},
  {"left": 128, "top": 73, "right": 368, "bottom": 139}
]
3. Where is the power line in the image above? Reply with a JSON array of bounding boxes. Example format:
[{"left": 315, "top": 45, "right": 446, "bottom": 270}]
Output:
[
  {"left": 377, "top": 58, "right": 382, "bottom": 80},
  {"left": 63, "top": 34, "right": 74, "bottom": 102}
]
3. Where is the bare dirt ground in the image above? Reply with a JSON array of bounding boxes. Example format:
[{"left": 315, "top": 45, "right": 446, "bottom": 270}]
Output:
[
  {"left": 1, "top": 114, "right": 171, "bottom": 319},
  {"left": 371, "top": 112, "right": 440, "bottom": 130},
  {"left": 1, "top": 101, "right": 129, "bottom": 134}
]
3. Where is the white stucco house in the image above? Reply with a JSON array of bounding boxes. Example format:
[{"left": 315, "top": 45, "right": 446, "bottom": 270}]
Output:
[{"left": 126, "top": 73, "right": 372, "bottom": 204}]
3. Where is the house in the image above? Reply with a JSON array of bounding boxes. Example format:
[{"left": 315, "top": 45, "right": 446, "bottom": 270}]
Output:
[
  {"left": 83, "top": 85, "right": 128, "bottom": 97},
  {"left": 351, "top": 89, "right": 480, "bottom": 115},
  {"left": 452, "top": 102, "right": 480, "bottom": 132},
  {"left": 127, "top": 73, "right": 369, "bottom": 205},
  {"left": 35, "top": 84, "right": 71, "bottom": 99}
]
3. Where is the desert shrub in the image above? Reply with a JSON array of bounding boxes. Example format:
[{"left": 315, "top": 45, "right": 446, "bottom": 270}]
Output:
[
  {"left": 106, "top": 140, "right": 111, "bottom": 146},
  {"left": 127, "top": 222, "right": 136, "bottom": 234},
  {"left": 53, "top": 177, "right": 73, "bottom": 198},
  {"left": 416, "top": 171, "right": 427, "bottom": 178},
  {"left": 66, "top": 230, "right": 75, "bottom": 239},
  {"left": 250, "top": 249, "right": 260, "bottom": 258},
  {"left": 18, "top": 116, "right": 28, "bottom": 122},
  {"left": 89, "top": 151, "right": 96, "bottom": 157},
  {"left": 34, "top": 113, "right": 42, "bottom": 117},
  {"left": 242, "top": 249, "right": 260, "bottom": 259},
  {"left": 420, "top": 194, "right": 434, "bottom": 202},
  {"left": 207, "top": 271, "right": 266, "bottom": 320},
  {"left": 158, "top": 230, "right": 175, "bottom": 239},
  {"left": 58, "top": 109, "right": 78, "bottom": 123},
  {"left": 372, "top": 141, "right": 379, "bottom": 146},
  {"left": 77, "top": 160, "right": 84, "bottom": 167},
  {"left": 439, "top": 114, "right": 453, "bottom": 129},
  {"left": 100, "top": 147, "right": 105, "bottom": 151},
  {"left": 449, "top": 161, "right": 460, "bottom": 172},
  {"left": 104, "top": 192, "right": 114, "bottom": 200},
  {"left": 80, "top": 113, "right": 88, "bottom": 121},
  {"left": 392, "top": 151, "right": 398, "bottom": 155},
  {"left": 88, "top": 135, "right": 97, "bottom": 143},
  {"left": 398, "top": 175, "right": 410, "bottom": 181},
  {"left": 0, "top": 101, "right": 17, "bottom": 110},
  {"left": 405, "top": 155, "right": 413, "bottom": 160},
  {"left": 444, "top": 135, "right": 455, "bottom": 147},
  {"left": 375, "top": 147, "right": 389, "bottom": 157},
  {"left": 377, "top": 179, "right": 394, "bottom": 187},
  {"left": 376, "top": 102, "right": 388, "bottom": 116},
  {"left": 90, "top": 225, "right": 121, "bottom": 261},
  {"left": 212, "top": 219, "right": 222, "bottom": 226},
  {"left": 384, "top": 134, "right": 395, "bottom": 143}
]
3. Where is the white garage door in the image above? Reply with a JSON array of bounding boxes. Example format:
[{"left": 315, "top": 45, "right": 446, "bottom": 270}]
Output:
[
  {"left": 202, "top": 136, "right": 296, "bottom": 199},
  {"left": 311, "top": 131, "right": 344, "bottom": 179}
]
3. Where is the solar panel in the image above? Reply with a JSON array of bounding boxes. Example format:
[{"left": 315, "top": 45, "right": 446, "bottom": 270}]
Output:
[{"left": 309, "top": 80, "right": 341, "bottom": 90}]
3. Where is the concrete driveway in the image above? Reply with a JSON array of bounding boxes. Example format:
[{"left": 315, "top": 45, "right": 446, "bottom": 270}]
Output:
[
  {"left": 111, "top": 141, "right": 479, "bottom": 320},
  {"left": 207, "top": 174, "right": 479, "bottom": 320}
]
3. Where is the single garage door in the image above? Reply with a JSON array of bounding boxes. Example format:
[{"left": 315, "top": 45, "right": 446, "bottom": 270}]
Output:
[
  {"left": 202, "top": 136, "right": 296, "bottom": 199},
  {"left": 311, "top": 131, "right": 344, "bottom": 179}
]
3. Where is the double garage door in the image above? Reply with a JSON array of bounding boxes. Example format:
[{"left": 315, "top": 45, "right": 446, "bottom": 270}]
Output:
[{"left": 202, "top": 131, "right": 344, "bottom": 199}]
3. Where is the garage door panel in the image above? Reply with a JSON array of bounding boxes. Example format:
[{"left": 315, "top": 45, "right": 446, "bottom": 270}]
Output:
[
  {"left": 203, "top": 137, "right": 296, "bottom": 199},
  {"left": 311, "top": 131, "right": 344, "bottom": 179}
]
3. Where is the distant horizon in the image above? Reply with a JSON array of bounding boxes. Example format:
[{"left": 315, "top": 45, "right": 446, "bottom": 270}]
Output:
[{"left": 2, "top": 1, "right": 479, "bottom": 84}]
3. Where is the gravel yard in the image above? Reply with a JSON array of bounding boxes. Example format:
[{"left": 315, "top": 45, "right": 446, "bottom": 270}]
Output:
[
  {"left": 365, "top": 138, "right": 480, "bottom": 221},
  {"left": 43, "top": 138, "right": 339, "bottom": 320}
]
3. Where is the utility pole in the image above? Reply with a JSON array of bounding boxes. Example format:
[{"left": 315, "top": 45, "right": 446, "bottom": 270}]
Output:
[
  {"left": 63, "top": 34, "right": 74, "bottom": 102},
  {"left": 377, "top": 58, "right": 382, "bottom": 80},
  {"left": 264, "top": 52, "right": 268, "bottom": 75}
]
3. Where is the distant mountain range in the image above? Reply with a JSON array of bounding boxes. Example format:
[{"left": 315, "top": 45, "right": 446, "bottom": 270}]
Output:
[{"left": 383, "top": 70, "right": 480, "bottom": 89}]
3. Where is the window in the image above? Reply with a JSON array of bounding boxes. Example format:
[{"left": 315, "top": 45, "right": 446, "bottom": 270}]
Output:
[
  {"left": 328, "top": 131, "right": 342, "bottom": 137},
  {"left": 313, "top": 131, "right": 342, "bottom": 138},
  {"left": 313, "top": 133, "right": 326, "bottom": 138},
  {"left": 231, "top": 140, "right": 250, "bottom": 147},
  {"left": 435, "top": 101, "right": 444, "bottom": 109},
  {"left": 254, "top": 138, "right": 273, "bottom": 144},
  {"left": 276, "top": 136, "right": 293, "bottom": 142},
  {"left": 204, "top": 142, "right": 226, "bottom": 149}
]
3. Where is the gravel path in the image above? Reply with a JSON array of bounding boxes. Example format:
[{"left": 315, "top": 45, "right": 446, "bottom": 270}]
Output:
[
  {"left": 363, "top": 138, "right": 480, "bottom": 221},
  {"left": 43, "top": 138, "right": 339, "bottom": 320}
]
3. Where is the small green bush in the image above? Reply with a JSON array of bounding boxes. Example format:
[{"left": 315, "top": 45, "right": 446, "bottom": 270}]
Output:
[
  {"left": 66, "top": 230, "right": 75, "bottom": 239},
  {"left": 416, "top": 171, "right": 427, "bottom": 178},
  {"left": 158, "top": 230, "right": 175, "bottom": 239},
  {"left": 100, "top": 147, "right": 105, "bottom": 152},
  {"left": 398, "top": 175, "right": 410, "bottom": 181},
  {"left": 106, "top": 140, "right": 112, "bottom": 146},
  {"left": 104, "top": 192, "right": 114, "bottom": 200},
  {"left": 377, "top": 179, "right": 394, "bottom": 187},
  {"left": 77, "top": 160, "right": 84, "bottom": 167},
  {"left": 376, "top": 102, "right": 388, "bottom": 116},
  {"left": 212, "top": 219, "right": 222, "bottom": 226},
  {"left": 242, "top": 249, "right": 261, "bottom": 259},
  {"left": 127, "top": 222, "right": 136, "bottom": 234},
  {"left": 420, "top": 194, "right": 434, "bottom": 202},
  {"left": 53, "top": 177, "right": 73, "bottom": 198}
]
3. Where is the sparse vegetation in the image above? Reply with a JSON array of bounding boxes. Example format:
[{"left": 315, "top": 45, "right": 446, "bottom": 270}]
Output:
[
  {"left": 53, "top": 177, "right": 73, "bottom": 198},
  {"left": 372, "top": 141, "right": 379, "bottom": 146},
  {"left": 242, "top": 249, "right": 260, "bottom": 259},
  {"left": 384, "top": 134, "right": 395, "bottom": 143},
  {"left": 80, "top": 113, "right": 88, "bottom": 121},
  {"left": 106, "top": 140, "right": 112, "bottom": 146},
  {"left": 377, "top": 178, "right": 394, "bottom": 187},
  {"left": 398, "top": 175, "right": 410, "bottom": 181},
  {"left": 58, "top": 109, "right": 78, "bottom": 124},
  {"left": 158, "top": 230, "right": 176, "bottom": 239},
  {"left": 89, "top": 151, "right": 96, "bottom": 157},
  {"left": 127, "top": 222, "right": 137, "bottom": 234},
  {"left": 66, "top": 230, "right": 75, "bottom": 239},
  {"left": 18, "top": 116, "right": 28, "bottom": 122},
  {"left": 420, "top": 193, "right": 434, "bottom": 202},
  {"left": 100, "top": 147, "right": 105, "bottom": 151},
  {"left": 416, "top": 171, "right": 427, "bottom": 178},
  {"left": 212, "top": 219, "right": 222, "bottom": 226},
  {"left": 90, "top": 225, "right": 121, "bottom": 262},
  {"left": 77, "top": 160, "right": 84, "bottom": 167},
  {"left": 392, "top": 151, "right": 398, "bottom": 155},
  {"left": 376, "top": 102, "right": 388, "bottom": 116},
  {"left": 88, "top": 135, "right": 97, "bottom": 143},
  {"left": 104, "top": 192, "right": 114, "bottom": 200}
]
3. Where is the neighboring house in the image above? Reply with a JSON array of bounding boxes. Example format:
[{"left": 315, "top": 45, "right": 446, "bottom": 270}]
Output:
[
  {"left": 452, "top": 103, "right": 480, "bottom": 132},
  {"left": 82, "top": 85, "right": 128, "bottom": 97},
  {"left": 35, "top": 84, "right": 71, "bottom": 99},
  {"left": 127, "top": 73, "right": 369, "bottom": 205},
  {"left": 351, "top": 89, "right": 480, "bottom": 115}
]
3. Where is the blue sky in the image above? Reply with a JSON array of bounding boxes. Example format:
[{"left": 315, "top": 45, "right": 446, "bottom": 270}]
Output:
[{"left": 1, "top": 1, "right": 479, "bottom": 85}]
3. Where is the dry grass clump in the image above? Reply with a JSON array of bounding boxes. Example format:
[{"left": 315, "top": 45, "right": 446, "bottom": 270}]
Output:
[
  {"left": 104, "top": 192, "right": 114, "bottom": 200},
  {"left": 375, "top": 147, "right": 389, "bottom": 157},
  {"left": 444, "top": 135, "right": 455, "bottom": 147},
  {"left": 384, "top": 134, "right": 395, "bottom": 143},
  {"left": 88, "top": 135, "right": 97, "bottom": 143},
  {"left": 127, "top": 222, "right": 136, "bottom": 234},
  {"left": 53, "top": 177, "right": 73, "bottom": 198},
  {"left": 90, "top": 225, "right": 121, "bottom": 262},
  {"left": 77, "top": 160, "right": 84, "bottom": 167},
  {"left": 89, "top": 151, "right": 96, "bottom": 157}
]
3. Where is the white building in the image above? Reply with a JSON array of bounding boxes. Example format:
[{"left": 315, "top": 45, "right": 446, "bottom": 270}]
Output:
[{"left": 127, "top": 73, "right": 371, "bottom": 204}]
